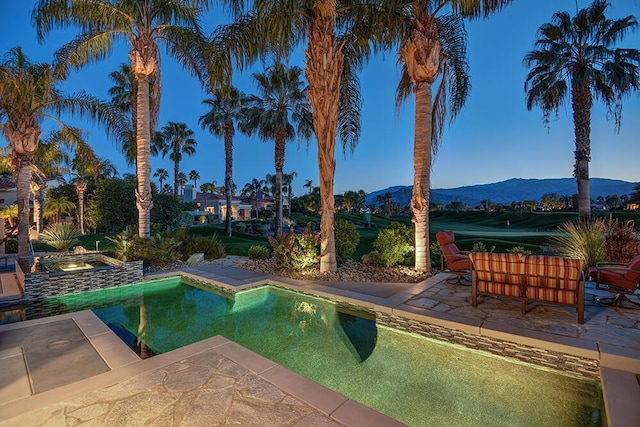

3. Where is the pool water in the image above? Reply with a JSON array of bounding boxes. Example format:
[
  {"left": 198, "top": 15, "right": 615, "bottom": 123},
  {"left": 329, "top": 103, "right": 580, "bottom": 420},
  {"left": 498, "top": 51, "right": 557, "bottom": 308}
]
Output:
[{"left": 49, "top": 277, "right": 602, "bottom": 427}]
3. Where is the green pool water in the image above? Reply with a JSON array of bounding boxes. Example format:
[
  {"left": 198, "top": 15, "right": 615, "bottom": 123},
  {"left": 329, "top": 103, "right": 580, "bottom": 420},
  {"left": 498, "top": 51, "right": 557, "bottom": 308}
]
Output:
[{"left": 50, "top": 277, "right": 602, "bottom": 427}]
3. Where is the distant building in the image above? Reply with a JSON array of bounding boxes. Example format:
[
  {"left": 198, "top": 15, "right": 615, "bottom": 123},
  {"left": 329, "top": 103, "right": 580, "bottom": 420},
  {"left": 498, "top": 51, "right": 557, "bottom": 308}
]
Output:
[{"left": 0, "top": 175, "right": 63, "bottom": 206}]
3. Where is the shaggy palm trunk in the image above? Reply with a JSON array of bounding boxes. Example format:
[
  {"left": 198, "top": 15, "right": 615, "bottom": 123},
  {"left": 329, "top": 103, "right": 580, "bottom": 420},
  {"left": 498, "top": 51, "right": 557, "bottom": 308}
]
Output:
[
  {"left": 306, "top": 13, "right": 343, "bottom": 273},
  {"left": 16, "top": 158, "right": 32, "bottom": 268},
  {"left": 130, "top": 49, "right": 155, "bottom": 238},
  {"left": 31, "top": 182, "right": 45, "bottom": 238},
  {"left": 274, "top": 129, "right": 287, "bottom": 238},
  {"left": 572, "top": 83, "right": 592, "bottom": 221},
  {"left": 76, "top": 181, "right": 87, "bottom": 235},
  {"left": 412, "top": 82, "right": 433, "bottom": 272},
  {"left": 224, "top": 125, "right": 234, "bottom": 236}
]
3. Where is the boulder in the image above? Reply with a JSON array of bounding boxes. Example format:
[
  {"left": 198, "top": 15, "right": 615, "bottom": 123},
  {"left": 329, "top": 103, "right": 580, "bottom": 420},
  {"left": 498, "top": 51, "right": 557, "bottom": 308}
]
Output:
[{"left": 186, "top": 253, "right": 205, "bottom": 265}]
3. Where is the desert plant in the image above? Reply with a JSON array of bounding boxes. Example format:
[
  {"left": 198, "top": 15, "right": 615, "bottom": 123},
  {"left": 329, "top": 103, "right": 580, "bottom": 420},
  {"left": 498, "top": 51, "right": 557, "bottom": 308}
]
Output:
[
  {"left": 370, "top": 222, "right": 414, "bottom": 267},
  {"left": 268, "top": 227, "right": 320, "bottom": 270},
  {"left": 506, "top": 246, "right": 532, "bottom": 255},
  {"left": 547, "top": 220, "right": 605, "bottom": 269},
  {"left": 334, "top": 220, "right": 360, "bottom": 264},
  {"left": 598, "top": 215, "right": 639, "bottom": 263},
  {"left": 128, "top": 234, "right": 180, "bottom": 267},
  {"left": 106, "top": 229, "right": 136, "bottom": 261},
  {"left": 472, "top": 242, "right": 495, "bottom": 253},
  {"left": 248, "top": 245, "right": 270, "bottom": 261},
  {"left": 39, "top": 223, "right": 80, "bottom": 252}
]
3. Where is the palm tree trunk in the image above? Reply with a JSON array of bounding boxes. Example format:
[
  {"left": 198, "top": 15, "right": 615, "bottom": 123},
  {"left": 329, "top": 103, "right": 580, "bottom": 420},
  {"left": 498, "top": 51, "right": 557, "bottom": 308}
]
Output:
[
  {"left": 173, "top": 159, "right": 179, "bottom": 197},
  {"left": 224, "top": 126, "right": 234, "bottom": 236},
  {"left": 130, "top": 50, "right": 155, "bottom": 238},
  {"left": 76, "top": 181, "right": 87, "bottom": 235},
  {"left": 306, "top": 11, "right": 343, "bottom": 273},
  {"left": 274, "top": 130, "right": 286, "bottom": 238},
  {"left": 16, "top": 158, "right": 32, "bottom": 268},
  {"left": 572, "top": 83, "right": 592, "bottom": 221},
  {"left": 412, "top": 82, "right": 433, "bottom": 272}
]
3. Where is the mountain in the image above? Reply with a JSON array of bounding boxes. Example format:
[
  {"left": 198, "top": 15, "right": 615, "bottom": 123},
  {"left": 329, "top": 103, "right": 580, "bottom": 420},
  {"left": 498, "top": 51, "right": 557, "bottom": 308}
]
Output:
[{"left": 365, "top": 178, "right": 638, "bottom": 208}]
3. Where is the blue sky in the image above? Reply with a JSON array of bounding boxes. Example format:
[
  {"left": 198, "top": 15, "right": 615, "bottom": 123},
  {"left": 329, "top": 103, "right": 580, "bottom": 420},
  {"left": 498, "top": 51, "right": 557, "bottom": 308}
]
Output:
[{"left": 1, "top": 0, "right": 639, "bottom": 197}]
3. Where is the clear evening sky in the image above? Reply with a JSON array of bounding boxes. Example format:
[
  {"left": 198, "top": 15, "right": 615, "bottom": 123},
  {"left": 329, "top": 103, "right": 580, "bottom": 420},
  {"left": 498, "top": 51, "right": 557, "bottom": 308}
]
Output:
[{"left": 1, "top": 0, "right": 639, "bottom": 197}]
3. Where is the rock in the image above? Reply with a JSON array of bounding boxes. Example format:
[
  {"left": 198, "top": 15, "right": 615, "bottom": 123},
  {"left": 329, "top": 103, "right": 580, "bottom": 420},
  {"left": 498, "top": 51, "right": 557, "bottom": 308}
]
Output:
[
  {"left": 73, "top": 246, "right": 88, "bottom": 254},
  {"left": 186, "top": 253, "right": 205, "bottom": 265}
]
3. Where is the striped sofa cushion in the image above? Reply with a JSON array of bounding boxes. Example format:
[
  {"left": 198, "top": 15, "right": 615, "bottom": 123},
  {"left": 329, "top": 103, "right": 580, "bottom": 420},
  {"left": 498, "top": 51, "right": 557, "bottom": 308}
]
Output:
[
  {"left": 470, "top": 253, "right": 524, "bottom": 297},
  {"left": 524, "top": 256, "right": 583, "bottom": 303}
]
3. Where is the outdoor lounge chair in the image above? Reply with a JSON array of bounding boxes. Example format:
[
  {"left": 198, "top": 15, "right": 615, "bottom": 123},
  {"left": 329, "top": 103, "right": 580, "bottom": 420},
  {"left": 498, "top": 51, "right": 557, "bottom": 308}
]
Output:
[
  {"left": 588, "top": 254, "right": 640, "bottom": 307},
  {"left": 436, "top": 231, "right": 471, "bottom": 285}
]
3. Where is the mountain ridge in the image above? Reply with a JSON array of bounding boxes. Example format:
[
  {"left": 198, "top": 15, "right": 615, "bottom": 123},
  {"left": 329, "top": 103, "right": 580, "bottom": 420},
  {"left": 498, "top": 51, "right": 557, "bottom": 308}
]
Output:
[{"left": 365, "top": 178, "right": 638, "bottom": 207}]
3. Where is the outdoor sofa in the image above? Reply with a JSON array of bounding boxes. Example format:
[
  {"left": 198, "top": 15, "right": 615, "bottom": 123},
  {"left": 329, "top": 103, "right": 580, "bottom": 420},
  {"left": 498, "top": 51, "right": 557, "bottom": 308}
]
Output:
[{"left": 469, "top": 252, "right": 585, "bottom": 324}]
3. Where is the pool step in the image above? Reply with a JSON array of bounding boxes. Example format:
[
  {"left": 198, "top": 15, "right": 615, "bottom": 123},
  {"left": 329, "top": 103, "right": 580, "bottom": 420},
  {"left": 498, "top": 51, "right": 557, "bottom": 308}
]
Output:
[{"left": 0, "top": 272, "right": 22, "bottom": 301}]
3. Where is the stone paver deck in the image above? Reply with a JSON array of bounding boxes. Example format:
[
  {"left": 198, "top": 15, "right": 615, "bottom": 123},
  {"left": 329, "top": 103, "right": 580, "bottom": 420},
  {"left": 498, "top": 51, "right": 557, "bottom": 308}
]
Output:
[{"left": 1, "top": 257, "right": 639, "bottom": 426}]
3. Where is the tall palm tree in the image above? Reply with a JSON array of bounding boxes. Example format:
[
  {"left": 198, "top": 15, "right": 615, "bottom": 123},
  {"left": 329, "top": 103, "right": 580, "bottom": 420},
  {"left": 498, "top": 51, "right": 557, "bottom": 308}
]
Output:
[
  {"left": 200, "top": 181, "right": 217, "bottom": 194},
  {"left": 224, "top": 1, "right": 373, "bottom": 272},
  {"left": 376, "top": 0, "right": 514, "bottom": 272},
  {"left": 107, "top": 63, "right": 155, "bottom": 168},
  {"left": 304, "top": 179, "right": 313, "bottom": 194},
  {"left": 188, "top": 170, "right": 200, "bottom": 188},
  {"left": 152, "top": 122, "right": 197, "bottom": 197},
  {"left": 199, "top": 87, "right": 246, "bottom": 236},
  {"left": 69, "top": 144, "right": 103, "bottom": 235},
  {"left": 34, "top": 0, "right": 211, "bottom": 238},
  {"left": 44, "top": 194, "right": 76, "bottom": 225},
  {"left": 0, "top": 46, "right": 119, "bottom": 266},
  {"left": 241, "top": 63, "right": 312, "bottom": 237},
  {"left": 154, "top": 168, "right": 169, "bottom": 190},
  {"left": 524, "top": 0, "right": 639, "bottom": 221}
]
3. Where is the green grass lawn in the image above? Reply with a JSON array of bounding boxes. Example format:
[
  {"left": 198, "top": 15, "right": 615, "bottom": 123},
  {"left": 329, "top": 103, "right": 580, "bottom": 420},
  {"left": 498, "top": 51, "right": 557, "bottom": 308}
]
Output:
[{"left": 28, "top": 210, "right": 640, "bottom": 260}]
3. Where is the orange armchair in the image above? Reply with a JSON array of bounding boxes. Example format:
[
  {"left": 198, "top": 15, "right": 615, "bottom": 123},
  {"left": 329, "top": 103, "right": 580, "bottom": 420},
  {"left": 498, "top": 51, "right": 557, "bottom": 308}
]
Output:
[
  {"left": 588, "top": 254, "right": 640, "bottom": 307},
  {"left": 436, "top": 231, "right": 471, "bottom": 285}
]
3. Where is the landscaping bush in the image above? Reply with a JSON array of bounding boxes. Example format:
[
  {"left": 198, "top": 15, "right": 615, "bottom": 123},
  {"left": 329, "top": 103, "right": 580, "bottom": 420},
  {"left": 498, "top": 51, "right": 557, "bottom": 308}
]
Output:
[
  {"left": 598, "top": 215, "right": 639, "bottom": 263},
  {"left": 173, "top": 228, "right": 225, "bottom": 261},
  {"left": 334, "top": 219, "right": 360, "bottom": 264},
  {"left": 369, "top": 222, "right": 414, "bottom": 267},
  {"left": 506, "top": 246, "right": 532, "bottom": 255},
  {"left": 547, "top": 220, "right": 605, "bottom": 269},
  {"left": 233, "top": 222, "right": 247, "bottom": 233},
  {"left": 40, "top": 223, "right": 80, "bottom": 252},
  {"left": 268, "top": 227, "right": 320, "bottom": 270},
  {"left": 472, "top": 241, "right": 495, "bottom": 253},
  {"left": 248, "top": 245, "right": 270, "bottom": 261},
  {"left": 128, "top": 234, "right": 181, "bottom": 267}
]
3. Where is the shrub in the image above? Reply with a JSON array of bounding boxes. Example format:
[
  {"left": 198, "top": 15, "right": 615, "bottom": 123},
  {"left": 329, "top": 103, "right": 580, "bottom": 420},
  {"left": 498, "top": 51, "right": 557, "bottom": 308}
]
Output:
[
  {"left": 40, "top": 223, "right": 80, "bottom": 252},
  {"left": 598, "top": 215, "right": 639, "bottom": 263},
  {"left": 268, "top": 227, "right": 320, "bottom": 270},
  {"left": 334, "top": 220, "right": 360, "bottom": 264},
  {"left": 106, "top": 229, "right": 136, "bottom": 261},
  {"left": 248, "top": 245, "right": 270, "bottom": 261},
  {"left": 128, "top": 234, "right": 181, "bottom": 267},
  {"left": 506, "top": 246, "right": 532, "bottom": 255},
  {"left": 547, "top": 220, "right": 605, "bottom": 269},
  {"left": 370, "top": 222, "right": 414, "bottom": 267},
  {"left": 471, "top": 241, "right": 495, "bottom": 253},
  {"left": 233, "top": 222, "right": 247, "bottom": 233},
  {"left": 173, "top": 228, "right": 225, "bottom": 261}
]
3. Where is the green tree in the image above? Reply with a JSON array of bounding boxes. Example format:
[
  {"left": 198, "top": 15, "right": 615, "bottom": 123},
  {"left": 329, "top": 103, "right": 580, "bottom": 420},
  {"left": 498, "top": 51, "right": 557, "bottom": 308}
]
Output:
[
  {"left": 34, "top": 0, "right": 212, "bottom": 238},
  {"left": 44, "top": 194, "right": 76, "bottom": 224},
  {"left": 241, "top": 178, "right": 265, "bottom": 219},
  {"left": 0, "top": 46, "right": 119, "bottom": 266},
  {"left": 87, "top": 175, "right": 137, "bottom": 233},
  {"left": 524, "top": 0, "right": 640, "bottom": 220},
  {"left": 283, "top": 171, "right": 297, "bottom": 217},
  {"left": 152, "top": 122, "right": 197, "bottom": 197},
  {"left": 377, "top": 0, "right": 514, "bottom": 272},
  {"left": 241, "top": 63, "right": 312, "bottom": 237},
  {"left": 199, "top": 87, "right": 246, "bottom": 237}
]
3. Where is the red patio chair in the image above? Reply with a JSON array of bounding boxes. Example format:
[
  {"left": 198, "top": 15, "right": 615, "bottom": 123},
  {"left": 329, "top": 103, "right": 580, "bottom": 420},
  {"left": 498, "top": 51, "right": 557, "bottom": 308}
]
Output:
[
  {"left": 588, "top": 254, "right": 640, "bottom": 307},
  {"left": 436, "top": 231, "right": 471, "bottom": 285}
]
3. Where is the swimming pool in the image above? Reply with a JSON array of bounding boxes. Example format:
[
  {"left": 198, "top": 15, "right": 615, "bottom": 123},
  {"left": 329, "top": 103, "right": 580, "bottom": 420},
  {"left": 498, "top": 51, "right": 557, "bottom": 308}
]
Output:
[{"left": 48, "top": 276, "right": 602, "bottom": 426}]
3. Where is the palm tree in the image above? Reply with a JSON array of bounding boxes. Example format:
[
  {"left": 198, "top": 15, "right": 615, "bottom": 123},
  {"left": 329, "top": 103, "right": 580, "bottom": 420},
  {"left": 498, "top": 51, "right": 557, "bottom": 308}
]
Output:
[
  {"left": 0, "top": 46, "right": 119, "bottom": 266},
  {"left": 376, "top": 0, "right": 514, "bottom": 272},
  {"left": 304, "top": 179, "right": 313, "bottom": 194},
  {"left": 242, "top": 178, "right": 265, "bottom": 219},
  {"left": 200, "top": 181, "right": 217, "bottom": 194},
  {"left": 152, "top": 122, "right": 197, "bottom": 197},
  {"left": 524, "top": 0, "right": 640, "bottom": 221},
  {"left": 44, "top": 194, "right": 76, "bottom": 225},
  {"left": 177, "top": 172, "right": 188, "bottom": 196},
  {"left": 199, "top": 87, "right": 246, "bottom": 237},
  {"left": 225, "top": 1, "right": 375, "bottom": 272},
  {"left": 34, "top": 0, "right": 212, "bottom": 238},
  {"left": 241, "top": 63, "right": 312, "bottom": 237},
  {"left": 107, "top": 63, "right": 155, "bottom": 168},
  {"left": 188, "top": 170, "right": 200, "bottom": 188},
  {"left": 283, "top": 171, "right": 297, "bottom": 217},
  {"left": 69, "top": 144, "right": 103, "bottom": 235},
  {"left": 154, "top": 168, "right": 169, "bottom": 190}
]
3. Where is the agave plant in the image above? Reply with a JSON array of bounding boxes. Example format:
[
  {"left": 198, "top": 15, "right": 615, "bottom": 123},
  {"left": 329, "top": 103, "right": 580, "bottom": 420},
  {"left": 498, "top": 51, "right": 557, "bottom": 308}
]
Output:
[
  {"left": 40, "top": 223, "right": 80, "bottom": 252},
  {"left": 547, "top": 220, "right": 605, "bottom": 269}
]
